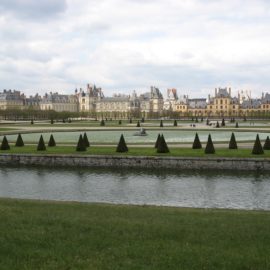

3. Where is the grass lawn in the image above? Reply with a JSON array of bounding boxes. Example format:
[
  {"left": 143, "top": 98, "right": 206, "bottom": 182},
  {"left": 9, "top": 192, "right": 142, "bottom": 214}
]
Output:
[
  {"left": 0, "top": 198, "right": 269, "bottom": 269},
  {"left": 0, "top": 145, "right": 270, "bottom": 158}
]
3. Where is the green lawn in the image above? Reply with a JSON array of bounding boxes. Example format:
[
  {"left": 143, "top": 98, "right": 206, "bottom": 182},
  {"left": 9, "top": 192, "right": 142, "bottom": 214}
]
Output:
[
  {"left": 0, "top": 145, "right": 270, "bottom": 158},
  {"left": 0, "top": 199, "right": 269, "bottom": 269}
]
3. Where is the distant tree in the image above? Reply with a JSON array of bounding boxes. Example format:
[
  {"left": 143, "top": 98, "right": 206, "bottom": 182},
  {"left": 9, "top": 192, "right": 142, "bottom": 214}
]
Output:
[
  {"left": 195, "top": 117, "right": 199, "bottom": 123},
  {"left": 155, "top": 134, "right": 161, "bottom": 148},
  {"left": 118, "top": 120, "right": 122, "bottom": 125},
  {"left": 192, "top": 133, "right": 202, "bottom": 149},
  {"left": 137, "top": 121, "right": 140, "bottom": 127},
  {"left": 221, "top": 118, "right": 225, "bottom": 126},
  {"left": 201, "top": 117, "right": 203, "bottom": 122},
  {"left": 235, "top": 122, "right": 239, "bottom": 128},
  {"left": 263, "top": 136, "right": 270, "bottom": 150},
  {"left": 160, "top": 120, "right": 163, "bottom": 127},
  {"left": 68, "top": 119, "right": 72, "bottom": 123},
  {"left": 100, "top": 119, "right": 105, "bottom": 126},
  {"left": 48, "top": 134, "right": 56, "bottom": 147},
  {"left": 116, "top": 134, "right": 128, "bottom": 152},
  {"left": 37, "top": 135, "right": 46, "bottom": 151},
  {"left": 76, "top": 134, "right": 86, "bottom": 152},
  {"left": 141, "top": 117, "right": 145, "bottom": 123},
  {"left": 157, "top": 134, "right": 170, "bottom": 153},
  {"left": 252, "top": 134, "right": 264, "bottom": 155},
  {"left": 243, "top": 115, "right": 247, "bottom": 121},
  {"left": 205, "top": 134, "right": 215, "bottom": 154},
  {"left": 206, "top": 119, "right": 210, "bottom": 125},
  {"left": 50, "top": 119, "right": 54, "bottom": 124},
  {"left": 0, "top": 136, "right": 10, "bottom": 150},
  {"left": 229, "top": 132, "right": 237, "bottom": 149},
  {"left": 173, "top": 119, "right": 177, "bottom": 126},
  {"left": 62, "top": 119, "right": 66, "bottom": 123},
  {"left": 129, "top": 118, "right": 132, "bottom": 124},
  {"left": 216, "top": 121, "right": 220, "bottom": 128},
  {"left": 83, "top": 132, "right": 90, "bottom": 147},
  {"left": 15, "top": 133, "right": 24, "bottom": 147},
  {"left": 31, "top": 119, "right": 34, "bottom": 125},
  {"left": 191, "top": 117, "right": 194, "bottom": 122}
]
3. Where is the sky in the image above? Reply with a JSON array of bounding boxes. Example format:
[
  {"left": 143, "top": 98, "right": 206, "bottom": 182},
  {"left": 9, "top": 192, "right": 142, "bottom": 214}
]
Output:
[{"left": 1, "top": 0, "right": 270, "bottom": 98}]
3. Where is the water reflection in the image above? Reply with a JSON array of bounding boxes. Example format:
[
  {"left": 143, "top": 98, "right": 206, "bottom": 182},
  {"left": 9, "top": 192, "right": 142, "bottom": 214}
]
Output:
[{"left": 0, "top": 165, "right": 270, "bottom": 210}]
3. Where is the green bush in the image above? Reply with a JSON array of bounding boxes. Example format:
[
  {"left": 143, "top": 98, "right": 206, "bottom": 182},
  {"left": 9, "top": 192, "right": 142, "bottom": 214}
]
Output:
[
  {"left": 192, "top": 133, "right": 202, "bottom": 149},
  {"left": 50, "top": 119, "right": 54, "bottom": 124},
  {"left": 173, "top": 120, "right": 177, "bottom": 126},
  {"left": 141, "top": 117, "right": 145, "bottom": 123},
  {"left": 48, "top": 134, "right": 56, "bottom": 147},
  {"left": 157, "top": 134, "right": 169, "bottom": 153},
  {"left": 118, "top": 120, "right": 122, "bottom": 125},
  {"left": 15, "top": 133, "right": 24, "bottom": 147},
  {"left": 155, "top": 134, "right": 161, "bottom": 148},
  {"left": 252, "top": 134, "right": 264, "bottom": 155},
  {"left": 221, "top": 118, "right": 225, "bottom": 126},
  {"left": 83, "top": 132, "right": 90, "bottom": 148},
  {"left": 216, "top": 121, "right": 220, "bottom": 128},
  {"left": 76, "top": 134, "right": 86, "bottom": 152},
  {"left": 160, "top": 120, "right": 163, "bottom": 127},
  {"left": 136, "top": 121, "right": 140, "bottom": 127},
  {"left": 37, "top": 135, "right": 46, "bottom": 151},
  {"left": 229, "top": 132, "right": 237, "bottom": 149},
  {"left": 116, "top": 134, "right": 128, "bottom": 152},
  {"left": 235, "top": 122, "right": 239, "bottom": 128},
  {"left": 263, "top": 136, "right": 270, "bottom": 150},
  {"left": 100, "top": 120, "right": 105, "bottom": 126},
  {"left": 205, "top": 134, "right": 215, "bottom": 154},
  {"left": 31, "top": 119, "right": 34, "bottom": 125},
  {"left": 0, "top": 136, "right": 10, "bottom": 150},
  {"left": 129, "top": 118, "right": 132, "bottom": 124}
]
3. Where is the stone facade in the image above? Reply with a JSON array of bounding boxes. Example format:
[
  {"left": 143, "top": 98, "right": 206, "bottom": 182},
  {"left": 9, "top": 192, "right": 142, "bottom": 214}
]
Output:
[{"left": 0, "top": 90, "right": 25, "bottom": 110}]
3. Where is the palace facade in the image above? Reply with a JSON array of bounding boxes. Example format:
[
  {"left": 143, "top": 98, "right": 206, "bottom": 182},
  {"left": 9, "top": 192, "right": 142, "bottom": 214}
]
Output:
[{"left": 1, "top": 85, "right": 270, "bottom": 117}]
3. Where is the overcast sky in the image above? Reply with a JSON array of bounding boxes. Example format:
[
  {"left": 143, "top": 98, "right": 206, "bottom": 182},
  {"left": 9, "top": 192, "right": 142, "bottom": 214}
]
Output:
[{"left": 1, "top": 0, "right": 270, "bottom": 98}]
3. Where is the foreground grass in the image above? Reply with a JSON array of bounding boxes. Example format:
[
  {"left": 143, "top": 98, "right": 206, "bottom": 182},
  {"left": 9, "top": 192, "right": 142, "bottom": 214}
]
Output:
[
  {"left": 0, "top": 199, "right": 269, "bottom": 269},
  {"left": 1, "top": 145, "right": 270, "bottom": 158}
]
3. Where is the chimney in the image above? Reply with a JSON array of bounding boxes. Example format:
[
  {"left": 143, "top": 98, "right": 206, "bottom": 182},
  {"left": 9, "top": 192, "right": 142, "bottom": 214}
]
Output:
[
  {"left": 215, "top": 88, "right": 217, "bottom": 96},
  {"left": 229, "top": 87, "right": 231, "bottom": 96}
]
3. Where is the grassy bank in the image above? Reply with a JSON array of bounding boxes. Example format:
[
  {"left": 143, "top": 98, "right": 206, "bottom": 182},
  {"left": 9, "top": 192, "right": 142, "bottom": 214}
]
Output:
[
  {"left": 0, "top": 199, "right": 269, "bottom": 269},
  {"left": 1, "top": 145, "right": 270, "bottom": 158}
]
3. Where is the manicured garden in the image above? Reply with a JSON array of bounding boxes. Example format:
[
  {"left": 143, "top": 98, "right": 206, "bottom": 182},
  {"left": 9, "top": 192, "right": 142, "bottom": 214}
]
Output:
[{"left": 0, "top": 198, "right": 269, "bottom": 270}]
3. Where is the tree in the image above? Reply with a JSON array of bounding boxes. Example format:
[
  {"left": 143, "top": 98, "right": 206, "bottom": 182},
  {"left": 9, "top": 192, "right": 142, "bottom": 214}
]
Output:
[
  {"left": 205, "top": 134, "right": 215, "bottom": 154},
  {"left": 37, "top": 135, "right": 46, "bottom": 151},
  {"left": 15, "top": 133, "right": 24, "bottom": 147},
  {"left": 100, "top": 119, "right": 105, "bottom": 126},
  {"left": 0, "top": 136, "right": 10, "bottom": 150},
  {"left": 221, "top": 118, "right": 225, "bottom": 126},
  {"left": 116, "top": 134, "right": 128, "bottom": 152},
  {"left": 76, "top": 134, "right": 86, "bottom": 151},
  {"left": 31, "top": 119, "right": 34, "bottom": 125},
  {"left": 155, "top": 134, "right": 161, "bottom": 148},
  {"left": 252, "top": 134, "right": 264, "bottom": 155},
  {"left": 263, "top": 136, "right": 270, "bottom": 150},
  {"left": 206, "top": 119, "right": 210, "bottom": 125},
  {"left": 195, "top": 117, "right": 199, "bottom": 123},
  {"left": 83, "top": 132, "right": 90, "bottom": 147},
  {"left": 136, "top": 121, "right": 140, "bottom": 127},
  {"left": 173, "top": 119, "right": 177, "bottom": 126},
  {"left": 141, "top": 117, "right": 145, "bottom": 123},
  {"left": 157, "top": 134, "right": 169, "bottom": 153},
  {"left": 160, "top": 120, "right": 163, "bottom": 127},
  {"left": 118, "top": 120, "right": 122, "bottom": 125},
  {"left": 129, "top": 118, "right": 132, "bottom": 124},
  {"left": 192, "top": 133, "right": 202, "bottom": 149},
  {"left": 235, "top": 122, "right": 239, "bottom": 128},
  {"left": 48, "top": 134, "right": 56, "bottom": 147},
  {"left": 50, "top": 119, "right": 54, "bottom": 124},
  {"left": 229, "top": 132, "right": 237, "bottom": 149},
  {"left": 216, "top": 121, "right": 220, "bottom": 128}
]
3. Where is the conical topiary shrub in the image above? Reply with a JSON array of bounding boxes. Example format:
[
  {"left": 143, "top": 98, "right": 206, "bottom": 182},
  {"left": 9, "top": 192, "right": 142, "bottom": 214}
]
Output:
[
  {"left": 206, "top": 119, "right": 210, "bottom": 125},
  {"left": 76, "top": 134, "right": 86, "bottom": 151},
  {"left": 155, "top": 134, "right": 161, "bottom": 148},
  {"left": 173, "top": 120, "right": 177, "bottom": 126},
  {"left": 0, "top": 136, "right": 10, "bottom": 150},
  {"left": 221, "top": 118, "right": 225, "bottom": 127},
  {"left": 205, "top": 134, "right": 215, "bottom": 154},
  {"left": 235, "top": 122, "right": 239, "bottom": 128},
  {"left": 50, "top": 119, "right": 54, "bottom": 124},
  {"left": 136, "top": 121, "right": 140, "bottom": 127},
  {"left": 263, "top": 136, "right": 270, "bottom": 150},
  {"left": 141, "top": 117, "right": 145, "bottom": 123},
  {"left": 100, "top": 119, "right": 105, "bottom": 126},
  {"left": 48, "top": 134, "right": 56, "bottom": 147},
  {"left": 229, "top": 132, "right": 237, "bottom": 149},
  {"left": 15, "top": 133, "right": 24, "bottom": 147},
  {"left": 195, "top": 117, "right": 199, "bottom": 123},
  {"left": 83, "top": 132, "right": 90, "bottom": 147},
  {"left": 157, "top": 134, "right": 169, "bottom": 153},
  {"left": 31, "top": 119, "right": 34, "bottom": 125},
  {"left": 116, "top": 134, "right": 128, "bottom": 152},
  {"left": 118, "top": 120, "right": 122, "bottom": 125},
  {"left": 192, "top": 133, "right": 202, "bottom": 149},
  {"left": 37, "top": 135, "right": 46, "bottom": 151},
  {"left": 216, "top": 121, "right": 220, "bottom": 128},
  {"left": 252, "top": 134, "right": 264, "bottom": 155},
  {"left": 160, "top": 120, "right": 163, "bottom": 127},
  {"left": 129, "top": 118, "right": 132, "bottom": 124}
]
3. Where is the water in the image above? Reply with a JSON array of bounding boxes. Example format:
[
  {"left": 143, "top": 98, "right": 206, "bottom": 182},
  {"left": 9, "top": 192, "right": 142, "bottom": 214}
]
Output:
[
  {"left": 3, "top": 130, "right": 270, "bottom": 143},
  {"left": 0, "top": 166, "right": 270, "bottom": 210}
]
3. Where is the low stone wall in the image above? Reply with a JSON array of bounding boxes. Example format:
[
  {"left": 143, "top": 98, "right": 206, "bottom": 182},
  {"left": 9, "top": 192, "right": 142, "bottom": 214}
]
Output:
[{"left": 0, "top": 154, "right": 269, "bottom": 171}]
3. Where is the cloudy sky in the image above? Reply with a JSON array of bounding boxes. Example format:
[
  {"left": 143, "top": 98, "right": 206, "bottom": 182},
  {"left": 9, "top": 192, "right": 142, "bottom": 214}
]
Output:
[{"left": 1, "top": 0, "right": 270, "bottom": 98}]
